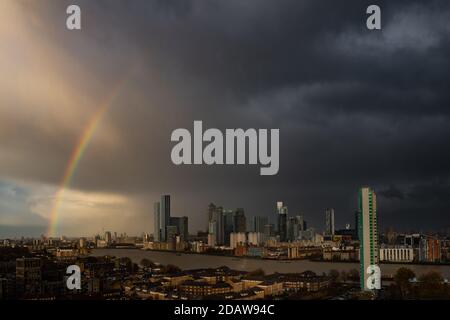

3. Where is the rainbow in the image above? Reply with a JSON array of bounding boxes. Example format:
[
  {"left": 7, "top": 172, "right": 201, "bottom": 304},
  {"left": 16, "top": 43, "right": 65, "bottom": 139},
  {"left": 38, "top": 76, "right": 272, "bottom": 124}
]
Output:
[{"left": 47, "top": 74, "right": 131, "bottom": 237}]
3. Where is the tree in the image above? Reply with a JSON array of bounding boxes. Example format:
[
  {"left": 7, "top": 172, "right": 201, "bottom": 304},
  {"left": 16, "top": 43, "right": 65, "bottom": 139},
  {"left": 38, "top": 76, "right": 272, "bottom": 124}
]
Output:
[
  {"left": 348, "top": 269, "right": 359, "bottom": 281},
  {"left": 418, "top": 271, "right": 444, "bottom": 299},
  {"left": 164, "top": 264, "right": 182, "bottom": 274},
  {"left": 329, "top": 269, "right": 340, "bottom": 283},
  {"left": 140, "top": 258, "right": 155, "bottom": 268},
  {"left": 340, "top": 270, "right": 348, "bottom": 284},
  {"left": 244, "top": 268, "right": 265, "bottom": 278},
  {"left": 394, "top": 267, "right": 415, "bottom": 299}
]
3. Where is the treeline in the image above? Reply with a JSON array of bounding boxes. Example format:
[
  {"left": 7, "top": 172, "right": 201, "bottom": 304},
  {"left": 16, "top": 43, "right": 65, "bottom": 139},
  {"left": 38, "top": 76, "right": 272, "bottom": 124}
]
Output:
[
  {"left": 0, "top": 247, "right": 31, "bottom": 262},
  {"left": 387, "top": 267, "right": 450, "bottom": 299}
]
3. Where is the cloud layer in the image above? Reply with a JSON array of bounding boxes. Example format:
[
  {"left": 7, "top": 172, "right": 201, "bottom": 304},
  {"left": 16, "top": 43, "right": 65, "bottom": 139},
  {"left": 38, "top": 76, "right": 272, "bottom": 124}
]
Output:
[{"left": 1, "top": 0, "right": 450, "bottom": 236}]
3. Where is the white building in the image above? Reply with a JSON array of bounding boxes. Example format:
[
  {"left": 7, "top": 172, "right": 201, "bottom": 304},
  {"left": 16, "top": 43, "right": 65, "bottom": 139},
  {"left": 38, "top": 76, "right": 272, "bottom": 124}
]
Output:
[
  {"left": 380, "top": 246, "right": 414, "bottom": 262},
  {"left": 230, "top": 232, "right": 247, "bottom": 249},
  {"left": 247, "top": 232, "right": 263, "bottom": 246},
  {"left": 207, "top": 233, "right": 216, "bottom": 247}
]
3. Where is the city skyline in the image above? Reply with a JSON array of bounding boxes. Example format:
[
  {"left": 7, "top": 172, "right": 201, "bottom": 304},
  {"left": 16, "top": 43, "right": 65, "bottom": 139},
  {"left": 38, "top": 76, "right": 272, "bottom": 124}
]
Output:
[
  {"left": 1, "top": 0, "right": 450, "bottom": 237},
  {"left": 1, "top": 189, "right": 448, "bottom": 238}
]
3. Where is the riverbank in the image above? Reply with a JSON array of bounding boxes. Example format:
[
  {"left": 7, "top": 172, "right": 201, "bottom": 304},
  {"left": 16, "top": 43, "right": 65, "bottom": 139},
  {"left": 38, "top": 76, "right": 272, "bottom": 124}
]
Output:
[
  {"left": 102, "top": 247, "right": 450, "bottom": 267},
  {"left": 92, "top": 248, "right": 450, "bottom": 278}
]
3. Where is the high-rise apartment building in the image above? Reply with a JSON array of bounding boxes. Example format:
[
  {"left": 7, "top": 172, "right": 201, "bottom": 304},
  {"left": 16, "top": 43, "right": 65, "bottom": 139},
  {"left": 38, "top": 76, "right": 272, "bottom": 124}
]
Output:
[{"left": 358, "top": 187, "right": 379, "bottom": 291}]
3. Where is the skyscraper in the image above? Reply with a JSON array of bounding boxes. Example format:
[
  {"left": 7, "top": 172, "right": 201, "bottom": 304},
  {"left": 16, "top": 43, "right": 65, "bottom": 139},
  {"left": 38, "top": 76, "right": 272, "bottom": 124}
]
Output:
[
  {"left": 179, "top": 216, "right": 189, "bottom": 241},
  {"left": 223, "top": 209, "right": 234, "bottom": 246},
  {"left": 160, "top": 195, "right": 171, "bottom": 242},
  {"left": 252, "top": 216, "right": 269, "bottom": 233},
  {"left": 213, "top": 206, "right": 224, "bottom": 245},
  {"left": 264, "top": 224, "right": 275, "bottom": 238},
  {"left": 358, "top": 187, "right": 379, "bottom": 291},
  {"left": 169, "top": 216, "right": 189, "bottom": 241},
  {"left": 288, "top": 215, "right": 305, "bottom": 241},
  {"left": 208, "top": 221, "right": 217, "bottom": 247},
  {"left": 207, "top": 203, "right": 216, "bottom": 232},
  {"left": 325, "top": 208, "right": 335, "bottom": 236},
  {"left": 277, "top": 201, "right": 288, "bottom": 242},
  {"left": 233, "top": 208, "right": 246, "bottom": 233},
  {"left": 207, "top": 205, "right": 225, "bottom": 246},
  {"left": 104, "top": 231, "right": 112, "bottom": 244},
  {"left": 153, "top": 202, "right": 161, "bottom": 242}
]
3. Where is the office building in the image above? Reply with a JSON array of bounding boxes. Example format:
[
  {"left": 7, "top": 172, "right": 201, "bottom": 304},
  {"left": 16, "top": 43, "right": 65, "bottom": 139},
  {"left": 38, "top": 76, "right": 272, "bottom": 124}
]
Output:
[
  {"left": 252, "top": 216, "right": 269, "bottom": 234},
  {"left": 264, "top": 224, "right": 275, "bottom": 238},
  {"left": 207, "top": 205, "right": 225, "bottom": 246},
  {"left": 179, "top": 216, "right": 189, "bottom": 241},
  {"left": 160, "top": 195, "right": 171, "bottom": 242},
  {"left": 207, "top": 203, "right": 216, "bottom": 232},
  {"left": 153, "top": 195, "right": 172, "bottom": 242},
  {"left": 208, "top": 221, "right": 217, "bottom": 247},
  {"left": 277, "top": 202, "right": 288, "bottom": 242},
  {"left": 105, "top": 231, "right": 112, "bottom": 244},
  {"left": 325, "top": 208, "right": 335, "bottom": 236},
  {"left": 223, "top": 209, "right": 234, "bottom": 246},
  {"left": 169, "top": 216, "right": 189, "bottom": 242},
  {"left": 166, "top": 225, "right": 178, "bottom": 242},
  {"left": 233, "top": 208, "right": 246, "bottom": 233},
  {"left": 358, "top": 187, "right": 379, "bottom": 291},
  {"left": 153, "top": 202, "right": 161, "bottom": 242}
]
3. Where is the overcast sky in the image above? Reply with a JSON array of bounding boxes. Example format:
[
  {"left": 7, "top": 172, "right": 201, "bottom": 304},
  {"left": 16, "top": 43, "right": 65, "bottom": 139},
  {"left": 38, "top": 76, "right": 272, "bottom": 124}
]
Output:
[{"left": 1, "top": 0, "right": 450, "bottom": 237}]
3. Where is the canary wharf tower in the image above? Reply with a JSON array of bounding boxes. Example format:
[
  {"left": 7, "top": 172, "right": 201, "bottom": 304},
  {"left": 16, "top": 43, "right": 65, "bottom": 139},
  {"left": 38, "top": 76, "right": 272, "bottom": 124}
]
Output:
[{"left": 358, "top": 187, "right": 379, "bottom": 290}]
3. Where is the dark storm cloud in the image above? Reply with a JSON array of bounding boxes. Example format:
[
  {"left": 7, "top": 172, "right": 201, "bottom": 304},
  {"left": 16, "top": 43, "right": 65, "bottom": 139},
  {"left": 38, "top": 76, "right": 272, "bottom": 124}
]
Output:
[
  {"left": 2, "top": 0, "right": 450, "bottom": 234},
  {"left": 379, "top": 185, "right": 405, "bottom": 200}
]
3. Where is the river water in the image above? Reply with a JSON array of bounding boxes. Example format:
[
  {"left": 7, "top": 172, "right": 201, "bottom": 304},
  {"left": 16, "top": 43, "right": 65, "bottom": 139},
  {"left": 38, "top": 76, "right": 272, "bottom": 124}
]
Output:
[{"left": 92, "top": 249, "right": 450, "bottom": 278}]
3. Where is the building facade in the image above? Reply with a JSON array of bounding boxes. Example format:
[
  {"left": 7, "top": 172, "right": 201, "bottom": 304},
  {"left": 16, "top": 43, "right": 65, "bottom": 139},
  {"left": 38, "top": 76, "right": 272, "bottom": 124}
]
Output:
[
  {"left": 277, "top": 202, "right": 288, "bottom": 242},
  {"left": 325, "top": 208, "right": 335, "bottom": 236},
  {"left": 380, "top": 246, "right": 414, "bottom": 262}
]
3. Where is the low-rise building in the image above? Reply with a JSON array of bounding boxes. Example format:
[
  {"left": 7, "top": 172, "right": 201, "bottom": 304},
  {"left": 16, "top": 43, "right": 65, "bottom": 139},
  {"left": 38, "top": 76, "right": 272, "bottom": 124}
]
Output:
[
  {"left": 380, "top": 246, "right": 414, "bottom": 262},
  {"left": 179, "top": 280, "right": 232, "bottom": 297},
  {"left": 278, "top": 271, "right": 331, "bottom": 292}
]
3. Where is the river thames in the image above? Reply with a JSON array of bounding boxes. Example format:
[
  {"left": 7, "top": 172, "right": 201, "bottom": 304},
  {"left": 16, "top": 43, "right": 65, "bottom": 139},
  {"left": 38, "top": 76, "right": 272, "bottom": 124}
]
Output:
[{"left": 92, "top": 249, "right": 450, "bottom": 278}]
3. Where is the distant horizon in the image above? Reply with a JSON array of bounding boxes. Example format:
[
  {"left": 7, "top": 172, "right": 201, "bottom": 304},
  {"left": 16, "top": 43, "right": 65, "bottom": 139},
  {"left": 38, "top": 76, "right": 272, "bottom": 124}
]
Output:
[{"left": 1, "top": 222, "right": 447, "bottom": 239}]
